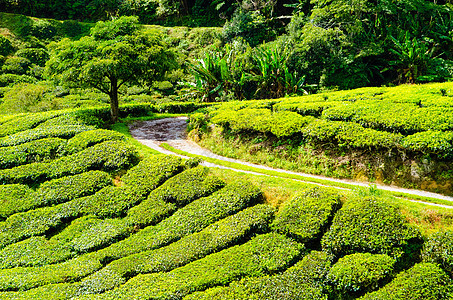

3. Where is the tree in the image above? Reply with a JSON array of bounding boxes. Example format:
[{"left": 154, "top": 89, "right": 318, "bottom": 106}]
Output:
[{"left": 45, "top": 16, "right": 176, "bottom": 122}]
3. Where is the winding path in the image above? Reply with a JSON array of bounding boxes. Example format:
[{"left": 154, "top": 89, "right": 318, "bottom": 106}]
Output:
[{"left": 129, "top": 117, "right": 453, "bottom": 208}]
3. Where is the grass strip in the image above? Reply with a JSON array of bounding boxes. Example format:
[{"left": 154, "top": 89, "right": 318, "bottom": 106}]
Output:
[{"left": 160, "top": 143, "right": 453, "bottom": 207}]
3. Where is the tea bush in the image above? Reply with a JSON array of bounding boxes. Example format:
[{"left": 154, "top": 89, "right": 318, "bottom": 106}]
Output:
[
  {"left": 272, "top": 186, "right": 342, "bottom": 243},
  {"left": 321, "top": 197, "right": 422, "bottom": 262},
  {"left": 0, "top": 137, "right": 65, "bottom": 169},
  {"left": 79, "top": 204, "right": 274, "bottom": 294},
  {"left": 80, "top": 233, "right": 302, "bottom": 300},
  {"left": 0, "top": 111, "right": 61, "bottom": 137},
  {"left": 99, "top": 181, "right": 262, "bottom": 261},
  {"left": 64, "top": 129, "right": 125, "bottom": 155},
  {"left": 360, "top": 263, "right": 452, "bottom": 300},
  {"left": 0, "top": 141, "right": 139, "bottom": 184},
  {"left": 327, "top": 253, "right": 395, "bottom": 295},
  {"left": 422, "top": 230, "right": 453, "bottom": 276}
]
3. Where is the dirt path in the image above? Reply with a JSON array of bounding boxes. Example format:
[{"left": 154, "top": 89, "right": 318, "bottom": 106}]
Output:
[{"left": 129, "top": 117, "right": 453, "bottom": 208}]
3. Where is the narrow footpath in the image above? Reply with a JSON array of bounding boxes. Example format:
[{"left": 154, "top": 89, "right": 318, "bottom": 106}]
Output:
[{"left": 129, "top": 117, "right": 453, "bottom": 208}]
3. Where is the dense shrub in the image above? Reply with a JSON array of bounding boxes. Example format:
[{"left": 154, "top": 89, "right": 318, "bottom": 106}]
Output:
[
  {"left": 185, "top": 250, "right": 332, "bottom": 300},
  {"left": 422, "top": 230, "right": 453, "bottom": 276},
  {"left": 272, "top": 187, "right": 342, "bottom": 243},
  {"left": 0, "top": 252, "right": 103, "bottom": 292},
  {"left": 15, "top": 48, "right": 49, "bottom": 67},
  {"left": 0, "top": 215, "right": 105, "bottom": 269},
  {"left": 0, "top": 137, "right": 65, "bottom": 169},
  {"left": 0, "top": 110, "right": 61, "bottom": 137},
  {"left": 360, "top": 263, "right": 452, "bottom": 300},
  {"left": 0, "top": 36, "right": 14, "bottom": 56},
  {"left": 0, "top": 125, "right": 94, "bottom": 147},
  {"left": 81, "top": 233, "right": 302, "bottom": 300},
  {"left": 79, "top": 204, "right": 274, "bottom": 294},
  {"left": 99, "top": 181, "right": 262, "bottom": 261},
  {"left": 321, "top": 197, "right": 422, "bottom": 262},
  {"left": 401, "top": 130, "right": 453, "bottom": 158},
  {"left": 121, "top": 155, "right": 187, "bottom": 196},
  {"left": 0, "top": 141, "right": 139, "bottom": 184},
  {"left": 69, "top": 218, "right": 130, "bottom": 253},
  {"left": 327, "top": 253, "right": 395, "bottom": 295},
  {"left": 0, "top": 171, "right": 111, "bottom": 218},
  {"left": 126, "top": 165, "right": 225, "bottom": 226},
  {"left": 302, "top": 119, "right": 403, "bottom": 149},
  {"left": 64, "top": 129, "right": 125, "bottom": 155},
  {"left": 0, "top": 184, "right": 34, "bottom": 219},
  {"left": 1, "top": 56, "right": 31, "bottom": 75},
  {"left": 0, "top": 73, "right": 36, "bottom": 87}
]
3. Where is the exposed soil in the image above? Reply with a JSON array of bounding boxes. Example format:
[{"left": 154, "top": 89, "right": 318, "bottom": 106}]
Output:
[{"left": 129, "top": 117, "right": 453, "bottom": 208}]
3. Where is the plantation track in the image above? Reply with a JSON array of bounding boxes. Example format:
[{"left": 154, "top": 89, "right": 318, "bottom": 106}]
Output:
[{"left": 129, "top": 117, "right": 453, "bottom": 208}]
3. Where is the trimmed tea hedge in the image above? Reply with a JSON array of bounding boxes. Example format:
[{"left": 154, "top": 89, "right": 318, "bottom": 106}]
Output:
[
  {"left": 0, "top": 138, "right": 65, "bottom": 169},
  {"left": 126, "top": 165, "right": 225, "bottom": 226},
  {"left": 99, "top": 181, "right": 262, "bottom": 261},
  {"left": 272, "top": 187, "right": 342, "bottom": 243},
  {"left": 184, "top": 250, "right": 332, "bottom": 300},
  {"left": 0, "top": 216, "right": 103, "bottom": 269},
  {"left": 422, "top": 230, "right": 453, "bottom": 276},
  {"left": 211, "top": 108, "right": 314, "bottom": 137},
  {"left": 0, "top": 171, "right": 112, "bottom": 218},
  {"left": 360, "top": 263, "right": 453, "bottom": 300},
  {"left": 79, "top": 233, "right": 303, "bottom": 300},
  {"left": 121, "top": 155, "right": 187, "bottom": 196},
  {"left": 0, "top": 252, "right": 103, "bottom": 292},
  {"left": 401, "top": 130, "right": 453, "bottom": 158},
  {"left": 0, "top": 141, "right": 139, "bottom": 184},
  {"left": 0, "top": 184, "right": 34, "bottom": 219},
  {"left": 321, "top": 197, "right": 422, "bottom": 260},
  {"left": 0, "top": 125, "right": 95, "bottom": 147},
  {"left": 64, "top": 130, "right": 126, "bottom": 155},
  {"left": 79, "top": 204, "right": 275, "bottom": 294},
  {"left": 0, "top": 111, "right": 61, "bottom": 137},
  {"left": 327, "top": 253, "right": 395, "bottom": 295},
  {"left": 302, "top": 119, "right": 403, "bottom": 149}
]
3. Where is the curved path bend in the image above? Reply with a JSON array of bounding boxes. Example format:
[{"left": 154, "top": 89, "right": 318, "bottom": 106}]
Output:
[{"left": 129, "top": 117, "right": 453, "bottom": 209}]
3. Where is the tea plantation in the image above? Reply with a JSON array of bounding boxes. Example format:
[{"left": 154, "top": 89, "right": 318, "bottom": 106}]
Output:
[
  {"left": 0, "top": 104, "right": 452, "bottom": 299},
  {"left": 191, "top": 82, "right": 453, "bottom": 194}
]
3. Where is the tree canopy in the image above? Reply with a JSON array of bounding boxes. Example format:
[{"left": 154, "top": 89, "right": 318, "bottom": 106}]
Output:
[{"left": 45, "top": 16, "right": 176, "bottom": 122}]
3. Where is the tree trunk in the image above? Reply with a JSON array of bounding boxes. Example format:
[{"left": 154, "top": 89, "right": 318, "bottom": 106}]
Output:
[{"left": 109, "top": 77, "right": 119, "bottom": 123}]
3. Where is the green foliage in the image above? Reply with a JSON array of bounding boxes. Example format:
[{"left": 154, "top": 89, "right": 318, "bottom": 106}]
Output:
[
  {"left": 0, "top": 141, "right": 139, "bottom": 184},
  {"left": 185, "top": 250, "right": 332, "bottom": 300},
  {"left": 0, "top": 171, "right": 112, "bottom": 219},
  {"left": 0, "top": 110, "right": 61, "bottom": 137},
  {"left": 302, "top": 119, "right": 403, "bottom": 149},
  {"left": 0, "top": 73, "right": 36, "bottom": 87},
  {"left": 15, "top": 48, "right": 49, "bottom": 67},
  {"left": 121, "top": 155, "right": 187, "bottom": 196},
  {"left": 1, "top": 56, "right": 31, "bottom": 75},
  {"left": 0, "top": 184, "right": 33, "bottom": 219},
  {"left": 327, "top": 253, "right": 395, "bottom": 295},
  {"left": 244, "top": 44, "right": 306, "bottom": 99},
  {"left": 0, "top": 83, "right": 50, "bottom": 114},
  {"left": 422, "top": 230, "right": 453, "bottom": 276},
  {"left": 79, "top": 204, "right": 274, "bottom": 294},
  {"left": 272, "top": 187, "right": 341, "bottom": 243},
  {"left": 0, "top": 137, "right": 65, "bottom": 169},
  {"left": 360, "top": 263, "right": 453, "bottom": 300},
  {"left": 321, "top": 197, "right": 422, "bottom": 262},
  {"left": 99, "top": 181, "right": 262, "bottom": 261},
  {"left": 45, "top": 16, "right": 176, "bottom": 122},
  {"left": 126, "top": 165, "right": 225, "bottom": 226},
  {"left": 81, "top": 233, "right": 302, "bottom": 300},
  {"left": 401, "top": 131, "right": 453, "bottom": 158},
  {"left": 0, "top": 125, "right": 94, "bottom": 147},
  {"left": 0, "top": 36, "right": 14, "bottom": 56},
  {"left": 64, "top": 129, "right": 125, "bottom": 155}
]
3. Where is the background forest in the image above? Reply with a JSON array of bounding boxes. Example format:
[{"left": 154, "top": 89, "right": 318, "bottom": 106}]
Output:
[{"left": 0, "top": 0, "right": 452, "bottom": 112}]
